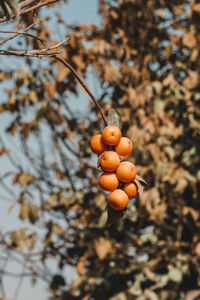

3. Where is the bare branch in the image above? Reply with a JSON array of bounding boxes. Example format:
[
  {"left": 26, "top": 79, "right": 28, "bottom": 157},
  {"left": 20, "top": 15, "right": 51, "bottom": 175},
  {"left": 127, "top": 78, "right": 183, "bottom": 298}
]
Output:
[
  {"left": 52, "top": 55, "right": 108, "bottom": 126},
  {"left": 0, "top": 38, "right": 68, "bottom": 56},
  {"left": 0, "top": 29, "right": 45, "bottom": 46}
]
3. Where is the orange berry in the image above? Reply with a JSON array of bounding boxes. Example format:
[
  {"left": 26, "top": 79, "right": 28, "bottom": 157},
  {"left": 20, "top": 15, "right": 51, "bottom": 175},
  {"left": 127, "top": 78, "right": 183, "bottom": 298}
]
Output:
[
  {"left": 90, "top": 134, "right": 106, "bottom": 155},
  {"left": 102, "top": 125, "right": 122, "bottom": 146},
  {"left": 100, "top": 151, "right": 120, "bottom": 172},
  {"left": 108, "top": 189, "right": 129, "bottom": 210},
  {"left": 115, "top": 137, "right": 133, "bottom": 157},
  {"left": 124, "top": 182, "right": 138, "bottom": 198},
  {"left": 98, "top": 172, "right": 119, "bottom": 191},
  {"left": 116, "top": 161, "right": 137, "bottom": 182}
]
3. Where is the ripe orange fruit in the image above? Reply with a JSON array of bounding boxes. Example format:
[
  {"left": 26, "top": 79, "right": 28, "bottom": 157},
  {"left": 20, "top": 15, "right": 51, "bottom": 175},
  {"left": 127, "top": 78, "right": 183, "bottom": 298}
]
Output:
[
  {"left": 100, "top": 151, "right": 120, "bottom": 172},
  {"left": 124, "top": 182, "right": 138, "bottom": 198},
  {"left": 115, "top": 137, "right": 133, "bottom": 156},
  {"left": 108, "top": 189, "right": 129, "bottom": 210},
  {"left": 102, "top": 125, "right": 122, "bottom": 146},
  {"left": 116, "top": 161, "right": 137, "bottom": 182},
  {"left": 90, "top": 134, "right": 106, "bottom": 155},
  {"left": 98, "top": 172, "right": 119, "bottom": 191}
]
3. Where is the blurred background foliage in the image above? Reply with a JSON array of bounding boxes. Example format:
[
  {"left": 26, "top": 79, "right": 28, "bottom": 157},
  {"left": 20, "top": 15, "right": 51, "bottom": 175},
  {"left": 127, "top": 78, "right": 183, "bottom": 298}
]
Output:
[{"left": 0, "top": 0, "right": 200, "bottom": 299}]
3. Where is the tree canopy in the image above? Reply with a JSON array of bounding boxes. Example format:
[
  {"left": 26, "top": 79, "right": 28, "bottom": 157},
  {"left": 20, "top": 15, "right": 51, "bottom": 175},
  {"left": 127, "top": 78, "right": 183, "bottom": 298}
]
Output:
[{"left": 0, "top": 0, "right": 200, "bottom": 299}]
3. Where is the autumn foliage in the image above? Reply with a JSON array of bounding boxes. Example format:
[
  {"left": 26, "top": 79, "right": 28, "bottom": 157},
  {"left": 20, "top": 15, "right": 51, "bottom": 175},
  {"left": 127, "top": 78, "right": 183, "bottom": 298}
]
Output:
[{"left": 0, "top": 0, "right": 200, "bottom": 299}]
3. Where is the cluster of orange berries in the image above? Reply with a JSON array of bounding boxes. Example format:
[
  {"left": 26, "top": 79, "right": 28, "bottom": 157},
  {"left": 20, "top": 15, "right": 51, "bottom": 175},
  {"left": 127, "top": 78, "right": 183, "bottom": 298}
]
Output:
[{"left": 90, "top": 125, "right": 138, "bottom": 211}]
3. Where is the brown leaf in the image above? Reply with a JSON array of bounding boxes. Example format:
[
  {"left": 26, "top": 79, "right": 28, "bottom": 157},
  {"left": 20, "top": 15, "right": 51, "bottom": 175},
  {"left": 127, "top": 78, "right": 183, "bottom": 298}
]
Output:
[
  {"left": 134, "top": 178, "right": 144, "bottom": 198},
  {"left": 182, "top": 33, "right": 197, "bottom": 48},
  {"left": 194, "top": 243, "right": 200, "bottom": 256},
  {"left": 13, "top": 173, "right": 35, "bottom": 187},
  {"left": 0, "top": 71, "right": 4, "bottom": 81},
  {"left": 19, "top": 203, "right": 29, "bottom": 220},
  {"left": 72, "top": 55, "right": 85, "bottom": 70},
  {"left": 183, "top": 72, "right": 198, "bottom": 90},
  {"left": 149, "top": 202, "right": 167, "bottom": 223},
  {"left": 76, "top": 254, "right": 88, "bottom": 276},
  {"left": 190, "top": 49, "right": 199, "bottom": 62},
  {"left": 175, "top": 178, "right": 187, "bottom": 192},
  {"left": 163, "top": 73, "right": 176, "bottom": 87},
  {"left": 182, "top": 206, "right": 199, "bottom": 222},
  {"left": 186, "top": 290, "right": 200, "bottom": 300},
  {"left": 0, "top": 147, "right": 10, "bottom": 155},
  {"left": 135, "top": 174, "right": 149, "bottom": 186},
  {"left": 44, "top": 81, "right": 56, "bottom": 99},
  {"left": 29, "top": 205, "right": 39, "bottom": 224},
  {"left": 94, "top": 237, "right": 112, "bottom": 260},
  {"left": 145, "top": 143, "right": 160, "bottom": 162},
  {"left": 56, "top": 63, "right": 70, "bottom": 83},
  {"left": 193, "top": 3, "right": 200, "bottom": 13}
]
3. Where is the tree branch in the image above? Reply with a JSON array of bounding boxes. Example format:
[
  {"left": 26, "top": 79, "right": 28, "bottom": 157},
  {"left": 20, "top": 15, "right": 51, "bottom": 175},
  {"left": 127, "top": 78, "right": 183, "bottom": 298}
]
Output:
[
  {"left": 0, "top": 38, "right": 68, "bottom": 56},
  {"left": 0, "top": 0, "right": 61, "bottom": 23},
  {"left": 0, "top": 28, "right": 45, "bottom": 46},
  {"left": 52, "top": 55, "right": 107, "bottom": 126},
  {"left": 0, "top": 40, "right": 107, "bottom": 126}
]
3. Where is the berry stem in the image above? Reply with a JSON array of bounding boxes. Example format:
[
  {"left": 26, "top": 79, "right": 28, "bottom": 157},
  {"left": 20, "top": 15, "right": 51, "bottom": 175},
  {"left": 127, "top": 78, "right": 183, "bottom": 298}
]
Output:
[{"left": 52, "top": 55, "right": 108, "bottom": 126}]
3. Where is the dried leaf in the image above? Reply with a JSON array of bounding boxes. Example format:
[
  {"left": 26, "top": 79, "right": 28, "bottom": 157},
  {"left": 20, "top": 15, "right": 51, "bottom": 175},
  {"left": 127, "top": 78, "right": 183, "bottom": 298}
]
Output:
[
  {"left": 44, "top": 194, "right": 59, "bottom": 210},
  {"left": 183, "top": 72, "right": 198, "bottom": 89},
  {"left": 13, "top": 173, "right": 35, "bottom": 187},
  {"left": 56, "top": 63, "right": 70, "bottom": 83},
  {"left": 186, "top": 290, "right": 200, "bottom": 300},
  {"left": 19, "top": 203, "right": 29, "bottom": 220},
  {"left": 29, "top": 205, "right": 39, "bottom": 224},
  {"left": 94, "top": 237, "right": 112, "bottom": 260},
  {"left": 193, "top": 3, "right": 200, "bottom": 13},
  {"left": 0, "top": 147, "right": 10, "bottom": 155},
  {"left": 72, "top": 55, "right": 85, "bottom": 70},
  {"left": 182, "top": 33, "right": 197, "bottom": 48},
  {"left": 134, "top": 178, "right": 144, "bottom": 198},
  {"left": 109, "top": 292, "right": 127, "bottom": 300},
  {"left": 175, "top": 178, "right": 187, "bottom": 192},
  {"left": 182, "top": 206, "right": 199, "bottom": 222},
  {"left": 107, "top": 108, "right": 122, "bottom": 129},
  {"left": 44, "top": 81, "right": 56, "bottom": 99},
  {"left": 135, "top": 174, "right": 149, "bottom": 186},
  {"left": 53, "top": 224, "right": 67, "bottom": 235},
  {"left": 145, "top": 143, "right": 160, "bottom": 162},
  {"left": 194, "top": 243, "right": 200, "bottom": 256},
  {"left": 76, "top": 254, "right": 88, "bottom": 275}
]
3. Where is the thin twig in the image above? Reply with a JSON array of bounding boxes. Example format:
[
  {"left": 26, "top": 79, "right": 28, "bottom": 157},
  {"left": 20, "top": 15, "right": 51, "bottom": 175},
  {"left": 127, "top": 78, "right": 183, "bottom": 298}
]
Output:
[
  {"left": 0, "top": 38, "right": 68, "bottom": 56},
  {"left": 52, "top": 55, "right": 107, "bottom": 125},
  {"left": 0, "top": 30, "right": 46, "bottom": 46},
  {"left": 14, "top": 261, "right": 27, "bottom": 300},
  {"left": 19, "top": 0, "right": 38, "bottom": 10}
]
